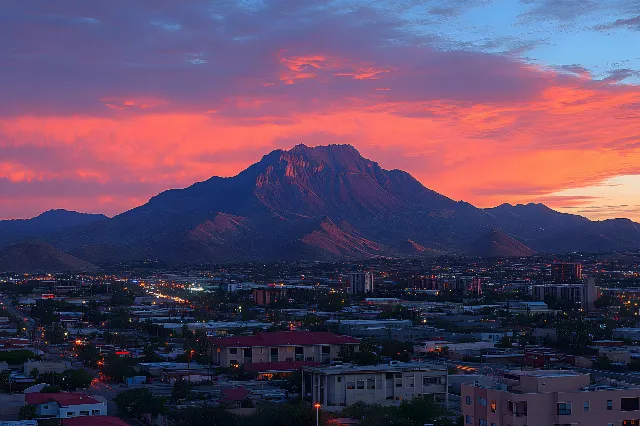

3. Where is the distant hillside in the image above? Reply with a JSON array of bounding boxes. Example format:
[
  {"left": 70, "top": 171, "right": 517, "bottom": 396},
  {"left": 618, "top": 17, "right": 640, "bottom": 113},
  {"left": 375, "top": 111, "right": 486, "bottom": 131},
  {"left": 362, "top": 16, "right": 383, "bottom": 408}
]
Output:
[
  {"left": 0, "top": 210, "right": 107, "bottom": 248},
  {"left": 0, "top": 241, "right": 98, "bottom": 273},
  {"left": 467, "top": 229, "right": 537, "bottom": 257}
]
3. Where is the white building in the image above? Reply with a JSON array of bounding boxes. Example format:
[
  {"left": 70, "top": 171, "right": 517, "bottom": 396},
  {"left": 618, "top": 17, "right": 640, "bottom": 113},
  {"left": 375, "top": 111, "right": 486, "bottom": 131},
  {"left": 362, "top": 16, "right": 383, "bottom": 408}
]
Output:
[
  {"left": 25, "top": 393, "right": 106, "bottom": 419},
  {"left": 303, "top": 361, "right": 447, "bottom": 410},
  {"left": 348, "top": 272, "right": 374, "bottom": 294}
]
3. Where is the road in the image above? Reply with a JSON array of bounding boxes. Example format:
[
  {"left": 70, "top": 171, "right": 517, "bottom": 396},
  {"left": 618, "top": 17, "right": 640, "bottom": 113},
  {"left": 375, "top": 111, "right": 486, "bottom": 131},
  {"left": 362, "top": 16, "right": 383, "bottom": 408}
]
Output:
[{"left": 0, "top": 298, "right": 36, "bottom": 337}]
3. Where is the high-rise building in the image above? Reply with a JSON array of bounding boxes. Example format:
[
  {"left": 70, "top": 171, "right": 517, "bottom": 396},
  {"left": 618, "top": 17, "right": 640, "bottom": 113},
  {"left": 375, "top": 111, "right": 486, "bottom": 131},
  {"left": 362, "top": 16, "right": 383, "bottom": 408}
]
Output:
[
  {"left": 348, "top": 272, "right": 374, "bottom": 294},
  {"left": 551, "top": 262, "right": 582, "bottom": 283}
]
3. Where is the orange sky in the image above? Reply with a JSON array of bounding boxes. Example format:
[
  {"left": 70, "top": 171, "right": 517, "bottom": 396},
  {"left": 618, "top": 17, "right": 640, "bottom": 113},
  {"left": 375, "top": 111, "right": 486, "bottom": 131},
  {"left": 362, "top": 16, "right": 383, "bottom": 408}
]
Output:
[{"left": 1, "top": 0, "right": 639, "bottom": 221}]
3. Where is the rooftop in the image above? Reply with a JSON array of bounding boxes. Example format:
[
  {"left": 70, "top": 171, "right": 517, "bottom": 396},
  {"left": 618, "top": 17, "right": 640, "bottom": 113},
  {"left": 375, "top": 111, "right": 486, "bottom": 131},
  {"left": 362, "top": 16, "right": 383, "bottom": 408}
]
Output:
[
  {"left": 25, "top": 392, "right": 100, "bottom": 407},
  {"left": 304, "top": 361, "right": 446, "bottom": 375},
  {"left": 210, "top": 331, "right": 360, "bottom": 347}
]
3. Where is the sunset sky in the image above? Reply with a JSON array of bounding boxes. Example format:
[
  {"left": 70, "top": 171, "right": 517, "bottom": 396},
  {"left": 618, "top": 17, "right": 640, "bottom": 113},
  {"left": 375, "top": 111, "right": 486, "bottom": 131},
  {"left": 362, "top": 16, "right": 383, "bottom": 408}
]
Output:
[{"left": 2, "top": 0, "right": 639, "bottom": 221}]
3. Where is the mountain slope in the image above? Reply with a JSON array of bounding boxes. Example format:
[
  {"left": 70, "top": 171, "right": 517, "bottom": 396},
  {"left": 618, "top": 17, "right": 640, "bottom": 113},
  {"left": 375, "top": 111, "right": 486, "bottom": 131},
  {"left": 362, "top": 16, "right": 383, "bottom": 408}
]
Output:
[
  {"left": 0, "top": 241, "right": 98, "bottom": 273},
  {"left": 0, "top": 210, "right": 108, "bottom": 249},
  {"left": 0, "top": 144, "right": 636, "bottom": 266},
  {"left": 467, "top": 229, "right": 537, "bottom": 257}
]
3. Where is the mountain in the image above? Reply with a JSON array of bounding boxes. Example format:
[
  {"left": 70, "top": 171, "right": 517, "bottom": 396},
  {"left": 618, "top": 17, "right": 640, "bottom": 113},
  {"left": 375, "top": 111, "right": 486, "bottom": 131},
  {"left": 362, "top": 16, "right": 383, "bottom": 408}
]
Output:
[
  {"left": 0, "top": 241, "right": 98, "bottom": 273},
  {"left": 1, "top": 144, "right": 638, "bottom": 266},
  {"left": 0, "top": 210, "right": 108, "bottom": 249},
  {"left": 467, "top": 229, "right": 537, "bottom": 257}
]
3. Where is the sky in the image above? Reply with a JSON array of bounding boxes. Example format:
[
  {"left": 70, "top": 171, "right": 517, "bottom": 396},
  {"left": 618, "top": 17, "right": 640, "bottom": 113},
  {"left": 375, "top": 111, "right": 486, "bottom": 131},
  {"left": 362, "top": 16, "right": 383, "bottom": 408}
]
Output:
[{"left": 1, "top": 0, "right": 640, "bottom": 221}]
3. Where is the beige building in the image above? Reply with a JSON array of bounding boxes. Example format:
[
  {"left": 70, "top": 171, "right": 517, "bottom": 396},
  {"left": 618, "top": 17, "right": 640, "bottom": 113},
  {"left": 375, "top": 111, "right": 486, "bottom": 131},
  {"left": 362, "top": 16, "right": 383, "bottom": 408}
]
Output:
[
  {"left": 462, "top": 370, "right": 640, "bottom": 426},
  {"left": 210, "top": 331, "right": 360, "bottom": 368},
  {"left": 303, "top": 361, "right": 447, "bottom": 410}
]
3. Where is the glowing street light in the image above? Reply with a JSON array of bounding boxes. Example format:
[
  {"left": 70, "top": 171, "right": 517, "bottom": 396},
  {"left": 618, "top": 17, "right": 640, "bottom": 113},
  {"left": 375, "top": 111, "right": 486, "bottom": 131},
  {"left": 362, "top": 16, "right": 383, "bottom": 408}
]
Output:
[{"left": 314, "top": 403, "right": 321, "bottom": 426}]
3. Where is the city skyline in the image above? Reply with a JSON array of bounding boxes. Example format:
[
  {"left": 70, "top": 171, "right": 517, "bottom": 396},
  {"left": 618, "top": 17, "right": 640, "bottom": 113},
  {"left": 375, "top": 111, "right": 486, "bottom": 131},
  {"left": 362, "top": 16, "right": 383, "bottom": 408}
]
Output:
[{"left": 2, "top": 0, "right": 640, "bottom": 221}]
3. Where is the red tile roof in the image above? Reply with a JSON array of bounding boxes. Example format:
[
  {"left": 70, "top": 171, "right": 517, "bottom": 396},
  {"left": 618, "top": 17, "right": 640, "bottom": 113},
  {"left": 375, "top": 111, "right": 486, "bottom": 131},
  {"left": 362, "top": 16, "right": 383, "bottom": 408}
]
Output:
[
  {"left": 210, "top": 331, "right": 359, "bottom": 347},
  {"left": 243, "top": 361, "right": 321, "bottom": 372},
  {"left": 220, "top": 386, "right": 252, "bottom": 401},
  {"left": 62, "top": 416, "right": 128, "bottom": 426},
  {"left": 26, "top": 392, "right": 100, "bottom": 407}
]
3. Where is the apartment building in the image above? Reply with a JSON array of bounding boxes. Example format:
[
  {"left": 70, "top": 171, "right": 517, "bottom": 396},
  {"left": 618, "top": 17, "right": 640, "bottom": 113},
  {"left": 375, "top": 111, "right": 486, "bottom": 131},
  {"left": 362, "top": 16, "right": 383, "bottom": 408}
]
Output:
[
  {"left": 462, "top": 370, "right": 640, "bottom": 426},
  {"left": 303, "top": 361, "right": 447, "bottom": 410},
  {"left": 210, "top": 331, "right": 360, "bottom": 367}
]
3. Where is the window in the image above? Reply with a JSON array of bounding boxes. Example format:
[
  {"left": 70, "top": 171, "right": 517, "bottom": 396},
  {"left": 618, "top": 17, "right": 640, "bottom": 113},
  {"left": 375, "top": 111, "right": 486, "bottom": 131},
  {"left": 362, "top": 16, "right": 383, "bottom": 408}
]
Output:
[
  {"left": 583, "top": 401, "right": 589, "bottom": 412},
  {"left": 621, "top": 397, "right": 640, "bottom": 411},
  {"left": 466, "top": 396, "right": 472, "bottom": 405},
  {"left": 607, "top": 400, "right": 613, "bottom": 410},
  {"left": 490, "top": 400, "right": 497, "bottom": 412},
  {"left": 346, "top": 381, "right": 355, "bottom": 390},
  {"left": 43, "top": 405, "right": 49, "bottom": 410},
  {"left": 92, "top": 410, "right": 101, "bottom": 415},
  {"left": 367, "top": 377, "right": 376, "bottom": 390},
  {"left": 479, "top": 420, "right": 487, "bottom": 426},
  {"left": 478, "top": 397, "right": 487, "bottom": 407},
  {"left": 67, "top": 412, "right": 75, "bottom": 417},
  {"left": 491, "top": 423, "right": 496, "bottom": 426},
  {"left": 271, "top": 347, "right": 279, "bottom": 362},
  {"left": 229, "top": 348, "right": 238, "bottom": 354},
  {"left": 357, "top": 379, "right": 365, "bottom": 390},
  {"left": 509, "top": 401, "right": 527, "bottom": 416},
  {"left": 424, "top": 376, "right": 441, "bottom": 385},
  {"left": 406, "top": 376, "right": 414, "bottom": 388},
  {"left": 337, "top": 376, "right": 342, "bottom": 382},
  {"left": 465, "top": 415, "right": 472, "bottom": 424},
  {"left": 79, "top": 411, "right": 89, "bottom": 416},
  {"left": 557, "top": 402, "right": 572, "bottom": 415}
]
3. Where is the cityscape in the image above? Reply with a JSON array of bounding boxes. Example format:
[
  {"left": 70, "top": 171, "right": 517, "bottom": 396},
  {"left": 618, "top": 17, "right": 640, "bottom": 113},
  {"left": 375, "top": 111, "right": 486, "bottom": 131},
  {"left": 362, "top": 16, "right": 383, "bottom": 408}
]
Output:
[
  {"left": 3, "top": 1, "right": 640, "bottom": 426},
  {"left": 0, "top": 253, "right": 640, "bottom": 426}
]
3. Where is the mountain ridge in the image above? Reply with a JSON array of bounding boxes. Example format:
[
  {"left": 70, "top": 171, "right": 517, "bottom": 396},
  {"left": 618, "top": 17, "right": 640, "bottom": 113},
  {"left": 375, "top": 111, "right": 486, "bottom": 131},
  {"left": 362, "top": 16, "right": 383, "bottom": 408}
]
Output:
[{"left": 0, "top": 144, "right": 638, "bottom": 267}]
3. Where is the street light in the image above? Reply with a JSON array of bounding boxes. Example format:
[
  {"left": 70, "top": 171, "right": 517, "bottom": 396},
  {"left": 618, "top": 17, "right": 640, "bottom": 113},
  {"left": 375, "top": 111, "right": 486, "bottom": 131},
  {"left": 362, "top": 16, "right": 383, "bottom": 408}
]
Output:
[{"left": 314, "top": 403, "right": 321, "bottom": 426}]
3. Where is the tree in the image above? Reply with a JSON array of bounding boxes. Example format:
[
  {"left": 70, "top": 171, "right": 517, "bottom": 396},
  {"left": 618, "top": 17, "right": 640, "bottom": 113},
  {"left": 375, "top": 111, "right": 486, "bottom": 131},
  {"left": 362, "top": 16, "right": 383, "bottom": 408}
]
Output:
[
  {"left": 114, "top": 388, "right": 164, "bottom": 417},
  {"left": 77, "top": 344, "right": 101, "bottom": 367},
  {"left": 19, "top": 405, "right": 36, "bottom": 420},
  {"left": 171, "top": 379, "right": 191, "bottom": 402},
  {"left": 44, "top": 322, "right": 67, "bottom": 345},
  {"left": 593, "top": 356, "right": 613, "bottom": 370},
  {"left": 168, "top": 405, "right": 239, "bottom": 426},
  {"left": 101, "top": 353, "right": 135, "bottom": 382}
]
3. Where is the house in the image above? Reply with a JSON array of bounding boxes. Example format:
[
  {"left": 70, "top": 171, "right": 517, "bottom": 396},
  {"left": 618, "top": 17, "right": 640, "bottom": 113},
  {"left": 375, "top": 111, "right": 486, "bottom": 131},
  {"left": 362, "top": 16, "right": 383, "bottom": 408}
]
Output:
[
  {"left": 303, "top": 361, "right": 448, "bottom": 410},
  {"left": 25, "top": 393, "right": 106, "bottom": 419},
  {"left": 210, "top": 331, "right": 360, "bottom": 368}
]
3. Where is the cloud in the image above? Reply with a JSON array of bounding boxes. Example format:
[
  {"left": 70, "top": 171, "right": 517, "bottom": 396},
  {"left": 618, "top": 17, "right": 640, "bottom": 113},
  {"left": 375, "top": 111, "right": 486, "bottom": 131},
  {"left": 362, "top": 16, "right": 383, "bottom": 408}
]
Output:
[{"left": 0, "top": 0, "right": 639, "bottom": 221}]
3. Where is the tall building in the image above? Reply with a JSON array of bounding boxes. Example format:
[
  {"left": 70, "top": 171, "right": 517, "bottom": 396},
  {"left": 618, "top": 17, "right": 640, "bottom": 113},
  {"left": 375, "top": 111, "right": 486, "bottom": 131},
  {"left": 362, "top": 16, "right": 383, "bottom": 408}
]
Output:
[
  {"left": 551, "top": 262, "right": 583, "bottom": 283},
  {"left": 348, "top": 272, "right": 374, "bottom": 294},
  {"left": 462, "top": 370, "right": 640, "bottom": 426}
]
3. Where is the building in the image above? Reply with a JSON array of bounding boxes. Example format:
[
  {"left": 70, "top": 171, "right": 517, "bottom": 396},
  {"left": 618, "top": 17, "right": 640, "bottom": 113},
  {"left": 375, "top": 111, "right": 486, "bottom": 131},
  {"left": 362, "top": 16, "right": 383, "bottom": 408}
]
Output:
[
  {"left": 24, "top": 361, "right": 71, "bottom": 376},
  {"left": 551, "top": 262, "right": 583, "bottom": 283},
  {"left": 527, "top": 278, "right": 599, "bottom": 310},
  {"left": 25, "top": 393, "right": 106, "bottom": 419},
  {"left": 62, "top": 417, "right": 128, "bottom": 426},
  {"left": 303, "top": 361, "right": 447, "bottom": 410},
  {"left": 348, "top": 272, "right": 374, "bottom": 294},
  {"left": 462, "top": 370, "right": 640, "bottom": 426},
  {"left": 210, "top": 331, "right": 360, "bottom": 368},
  {"left": 253, "top": 287, "right": 288, "bottom": 306}
]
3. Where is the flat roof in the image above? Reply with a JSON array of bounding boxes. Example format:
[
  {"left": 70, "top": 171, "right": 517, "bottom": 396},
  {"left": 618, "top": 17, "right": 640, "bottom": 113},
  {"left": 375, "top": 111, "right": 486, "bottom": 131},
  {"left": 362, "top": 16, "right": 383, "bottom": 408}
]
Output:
[{"left": 304, "top": 362, "right": 446, "bottom": 375}]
